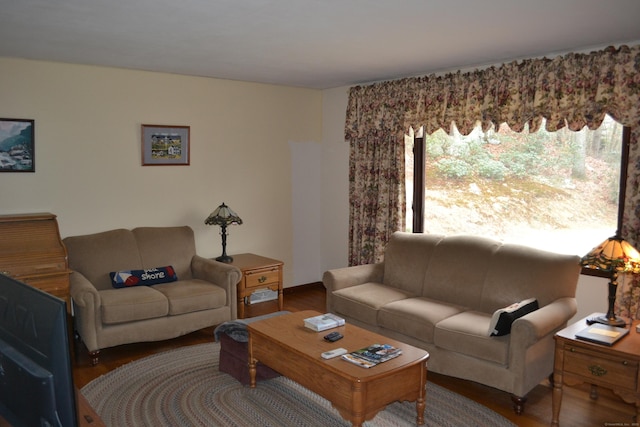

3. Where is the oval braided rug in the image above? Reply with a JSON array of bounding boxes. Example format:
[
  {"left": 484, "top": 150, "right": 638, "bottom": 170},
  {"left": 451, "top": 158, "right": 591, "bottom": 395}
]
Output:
[{"left": 82, "top": 342, "right": 516, "bottom": 427}]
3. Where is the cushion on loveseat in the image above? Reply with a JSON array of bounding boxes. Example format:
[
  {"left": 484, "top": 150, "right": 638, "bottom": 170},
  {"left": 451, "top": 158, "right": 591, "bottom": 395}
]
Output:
[
  {"left": 153, "top": 279, "right": 228, "bottom": 315},
  {"left": 132, "top": 226, "right": 197, "bottom": 281},
  {"left": 110, "top": 266, "right": 177, "bottom": 288},
  {"left": 100, "top": 286, "right": 169, "bottom": 324},
  {"left": 64, "top": 229, "right": 144, "bottom": 291}
]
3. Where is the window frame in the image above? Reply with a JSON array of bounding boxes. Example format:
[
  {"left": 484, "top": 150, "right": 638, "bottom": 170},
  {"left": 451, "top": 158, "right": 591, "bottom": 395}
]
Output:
[{"left": 409, "top": 124, "right": 631, "bottom": 276}]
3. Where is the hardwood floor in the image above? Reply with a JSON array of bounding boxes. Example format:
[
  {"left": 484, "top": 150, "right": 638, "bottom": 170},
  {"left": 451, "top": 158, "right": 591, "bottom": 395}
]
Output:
[{"left": 73, "top": 283, "right": 636, "bottom": 426}]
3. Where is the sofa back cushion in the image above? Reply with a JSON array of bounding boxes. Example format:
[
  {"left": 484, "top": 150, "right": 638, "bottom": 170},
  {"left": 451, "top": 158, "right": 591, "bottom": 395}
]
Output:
[
  {"left": 132, "top": 226, "right": 196, "bottom": 280},
  {"left": 479, "top": 243, "right": 580, "bottom": 313},
  {"left": 421, "top": 235, "right": 501, "bottom": 308},
  {"left": 64, "top": 229, "right": 143, "bottom": 291},
  {"left": 383, "top": 232, "right": 444, "bottom": 295}
]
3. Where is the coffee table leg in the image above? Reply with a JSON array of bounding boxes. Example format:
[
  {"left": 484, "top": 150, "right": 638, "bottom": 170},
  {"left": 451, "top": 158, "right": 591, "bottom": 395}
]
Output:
[
  {"left": 416, "top": 362, "right": 427, "bottom": 425},
  {"left": 248, "top": 336, "right": 257, "bottom": 388}
]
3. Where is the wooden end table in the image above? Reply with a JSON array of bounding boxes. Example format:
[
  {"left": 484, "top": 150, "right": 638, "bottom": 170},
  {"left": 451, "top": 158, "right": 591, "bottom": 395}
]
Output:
[
  {"left": 229, "top": 253, "right": 283, "bottom": 319},
  {"left": 247, "top": 310, "right": 429, "bottom": 426},
  {"left": 552, "top": 313, "right": 640, "bottom": 426}
]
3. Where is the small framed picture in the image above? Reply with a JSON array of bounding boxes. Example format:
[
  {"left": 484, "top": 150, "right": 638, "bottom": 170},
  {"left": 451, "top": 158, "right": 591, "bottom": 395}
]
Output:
[
  {"left": 141, "top": 124, "right": 190, "bottom": 166},
  {"left": 0, "top": 118, "right": 34, "bottom": 172}
]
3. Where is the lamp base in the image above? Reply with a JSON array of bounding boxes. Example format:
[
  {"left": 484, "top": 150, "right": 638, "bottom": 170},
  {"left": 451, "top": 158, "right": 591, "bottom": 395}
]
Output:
[
  {"left": 216, "top": 255, "right": 233, "bottom": 263},
  {"left": 587, "top": 314, "right": 626, "bottom": 327}
]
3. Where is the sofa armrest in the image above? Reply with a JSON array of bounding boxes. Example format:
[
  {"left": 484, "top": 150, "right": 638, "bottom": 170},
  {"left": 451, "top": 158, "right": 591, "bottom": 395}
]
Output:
[
  {"left": 322, "top": 263, "right": 384, "bottom": 292},
  {"left": 510, "top": 297, "right": 578, "bottom": 345},
  {"left": 323, "top": 263, "right": 384, "bottom": 313},
  {"left": 191, "top": 255, "right": 242, "bottom": 319},
  {"left": 69, "top": 271, "right": 102, "bottom": 352}
]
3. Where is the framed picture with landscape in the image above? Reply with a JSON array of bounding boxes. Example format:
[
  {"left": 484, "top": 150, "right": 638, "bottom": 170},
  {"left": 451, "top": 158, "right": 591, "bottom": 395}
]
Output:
[
  {"left": 141, "top": 124, "right": 190, "bottom": 166},
  {"left": 0, "top": 118, "right": 34, "bottom": 172}
]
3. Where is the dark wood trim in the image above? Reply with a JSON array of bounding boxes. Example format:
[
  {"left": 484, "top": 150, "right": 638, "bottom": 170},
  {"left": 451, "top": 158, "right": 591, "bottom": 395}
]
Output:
[
  {"left": 580, "top": 127, "right": 630, "bottom": 277},
  {"left": 412, "top": 136, "right": 425, "bottom": 233},
  {"left": 617, "top": 126, "right": 631, "bottom": 237}
]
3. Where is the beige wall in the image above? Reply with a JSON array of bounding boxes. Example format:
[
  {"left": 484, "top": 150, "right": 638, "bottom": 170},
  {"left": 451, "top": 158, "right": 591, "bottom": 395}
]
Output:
[
  {"left": 320, "top": 86, "right": 350, "bottom": 272},
  {"left": 0, "top": 56, "right": 607, "bottom": 316},
  {"left": 0, "top": 58, "right": 322, "bottom": 288}
]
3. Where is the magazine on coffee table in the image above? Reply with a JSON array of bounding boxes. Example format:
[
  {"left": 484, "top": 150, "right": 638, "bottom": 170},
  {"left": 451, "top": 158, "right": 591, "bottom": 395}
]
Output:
[{"left": 341, "top": 344, "right": 402, "bottom": 368}]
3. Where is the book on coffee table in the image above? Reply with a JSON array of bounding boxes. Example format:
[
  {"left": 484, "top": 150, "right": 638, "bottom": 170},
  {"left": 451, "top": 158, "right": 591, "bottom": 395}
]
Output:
[
  {"left": 304, "top": 313, "right": 345, "bottom": 331},
  {"left": 341, "top": 344, "right": 402, "bottom": 368}
]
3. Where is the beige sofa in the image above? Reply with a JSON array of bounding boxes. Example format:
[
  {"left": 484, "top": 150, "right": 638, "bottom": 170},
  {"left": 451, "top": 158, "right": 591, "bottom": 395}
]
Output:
[
  {"left": 64, "top": 226, "right": 241, "bottom": 365},
  {"left": 323, "top": 232, "right": 581, "bottom": 414}
]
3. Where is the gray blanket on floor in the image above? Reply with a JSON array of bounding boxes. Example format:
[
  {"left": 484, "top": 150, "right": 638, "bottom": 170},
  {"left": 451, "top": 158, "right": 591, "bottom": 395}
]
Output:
[{"left": 213, "top": 311, "right": 290, "bottom": 343}]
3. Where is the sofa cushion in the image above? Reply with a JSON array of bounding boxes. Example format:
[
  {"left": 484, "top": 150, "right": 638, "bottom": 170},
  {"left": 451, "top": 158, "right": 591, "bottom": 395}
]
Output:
[
  {"left": 99, "top": 287, "right": 169, "bottom": 324},
  {"left": 383, "top": 232, "right": 444, "bottom": 295},
  {"left": 331, "top": 282, "right": 415, "bottom": 325},
  {"left": 434, "top": 311, "right": 510, "bottom": 365},
  {"left": 152, "top": 279, "right": 227, "bottom": 315},
  {"left": 109, "top": 265, "right": 177, "bottom": 288},
  {"left": 378, "top": 297, "right": 467, "bottom": 343},
  {"left": 421, "top": 235, "right": 501, "bottom": 309},
  {"left": 479, "top": 243, "right": 580, "bottom": 312}
]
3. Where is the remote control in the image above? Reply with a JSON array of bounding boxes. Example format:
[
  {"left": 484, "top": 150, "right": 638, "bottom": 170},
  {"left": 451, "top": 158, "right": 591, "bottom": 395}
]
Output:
[
  {"left": 324, "top": 331, "right": 343, "bottom": 342},
  {"left": 321, "top": 348, "right": 348, "bottom": 359}
]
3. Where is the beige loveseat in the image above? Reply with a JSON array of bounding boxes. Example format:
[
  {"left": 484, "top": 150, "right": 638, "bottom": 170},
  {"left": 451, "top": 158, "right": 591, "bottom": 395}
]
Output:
[
  {"left": 323, "top": 232, "right": 581, "bottom": 414},
  {"left": 64, "top": 226, "right": 241, "bottom": 365}
]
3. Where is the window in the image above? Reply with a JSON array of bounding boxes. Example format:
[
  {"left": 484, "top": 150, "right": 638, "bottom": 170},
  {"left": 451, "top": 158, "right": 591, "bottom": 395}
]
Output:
[{"left": 406, "top": 115, "right": 625, "bottom": 256}]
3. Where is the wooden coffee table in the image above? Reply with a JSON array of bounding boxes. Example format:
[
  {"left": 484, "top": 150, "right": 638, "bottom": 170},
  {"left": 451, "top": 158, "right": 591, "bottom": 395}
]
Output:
[{"left": 247, "top": 310, "right": 429, "bottom": 426}]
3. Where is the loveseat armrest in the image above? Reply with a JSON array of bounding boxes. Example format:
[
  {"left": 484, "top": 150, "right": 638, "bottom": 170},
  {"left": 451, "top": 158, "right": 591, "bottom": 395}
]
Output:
[
  {"left": 322, "top": 263, "right": 384, "bottom": 293},
  {"left": 69, "top": 270, "right": 102, "bottom": 353},
  {"left": 191, "top": 255, "right": 242, "bottom": 319},
  {"left": 69, "top": 270, "right": 102, "bottom": 310}
]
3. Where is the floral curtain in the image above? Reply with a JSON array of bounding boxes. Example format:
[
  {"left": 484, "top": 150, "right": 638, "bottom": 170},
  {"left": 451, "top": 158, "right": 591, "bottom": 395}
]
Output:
[
  {"left": 345, "top": 82, "right": 414, "bottom": 265},
  {"left": 346, "top": 45, "right": 640, "bottom": 316},
  {"left": 348, "top": 130, "right": 405, "bottom": 265}
]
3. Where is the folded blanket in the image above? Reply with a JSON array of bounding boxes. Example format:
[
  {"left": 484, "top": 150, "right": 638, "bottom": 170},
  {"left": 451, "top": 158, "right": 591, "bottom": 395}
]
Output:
[{"left": 214, "top": 311, "right": 291, "bottom": 343}]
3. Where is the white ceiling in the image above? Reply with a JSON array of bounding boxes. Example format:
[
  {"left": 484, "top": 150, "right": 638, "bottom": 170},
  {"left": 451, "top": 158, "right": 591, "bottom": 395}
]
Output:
[{"left": 1, "top": 0, "right": 640, "bottom": 89}]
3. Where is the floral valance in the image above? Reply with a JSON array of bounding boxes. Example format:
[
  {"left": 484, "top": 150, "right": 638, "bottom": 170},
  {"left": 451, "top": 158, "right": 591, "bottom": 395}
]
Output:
[{"left": 345, "top": 45, "right": 640, "bottom": 139}]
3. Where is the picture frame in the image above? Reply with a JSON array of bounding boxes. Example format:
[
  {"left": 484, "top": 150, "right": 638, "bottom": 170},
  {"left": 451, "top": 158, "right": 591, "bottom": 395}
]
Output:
[
  {"left": 141, "top": 124, "right": 190, "bottom": 166},
  {"left": 0, "top": 118, "right": 35, "bottom": 172}
]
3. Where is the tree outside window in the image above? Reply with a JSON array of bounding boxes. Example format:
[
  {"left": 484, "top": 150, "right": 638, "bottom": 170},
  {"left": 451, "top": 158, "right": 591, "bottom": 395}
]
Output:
[{"left": 406, "top": 115, "right": 622, "bottom": 256}]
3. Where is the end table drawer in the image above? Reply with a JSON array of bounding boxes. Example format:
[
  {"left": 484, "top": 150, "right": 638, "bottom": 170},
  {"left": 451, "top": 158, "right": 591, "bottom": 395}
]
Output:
[
  {"left": 564, "top": 347, "right": 638, "bottom": 389},
  {"left": 245, "top": 267, "right": 280, "bottom": 289}
]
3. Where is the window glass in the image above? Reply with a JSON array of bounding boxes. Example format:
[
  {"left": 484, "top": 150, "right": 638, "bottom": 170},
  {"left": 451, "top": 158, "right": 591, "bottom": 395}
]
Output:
[{"left": 405, "top": 115, "right": 622, "bottom": 256}]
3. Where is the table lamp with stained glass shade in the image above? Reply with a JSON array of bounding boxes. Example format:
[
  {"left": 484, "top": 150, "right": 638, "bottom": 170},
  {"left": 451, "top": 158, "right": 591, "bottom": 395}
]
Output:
[
  {"left": 580, "top": 233, "right": 640, "bottom": 326},
  {"left": 205, "top": 202, "right": 243, "bottom": 263}
]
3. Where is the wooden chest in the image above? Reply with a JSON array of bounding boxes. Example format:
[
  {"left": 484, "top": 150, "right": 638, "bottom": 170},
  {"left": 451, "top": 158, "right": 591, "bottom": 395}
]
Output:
[{"left": 0, "top": 213, "right": 71, "bottom": 310}]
